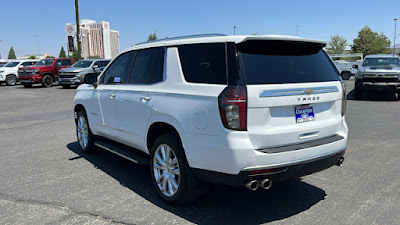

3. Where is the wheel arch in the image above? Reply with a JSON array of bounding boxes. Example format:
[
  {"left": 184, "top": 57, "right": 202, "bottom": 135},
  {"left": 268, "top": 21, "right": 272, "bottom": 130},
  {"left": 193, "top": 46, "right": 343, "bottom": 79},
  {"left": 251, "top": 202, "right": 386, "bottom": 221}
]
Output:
[
  {"left": 146, "top": 122, "right": 183, "bottom": 153},
  {"left": 74, "top": 104, "right": 86, "bottom": 123}
]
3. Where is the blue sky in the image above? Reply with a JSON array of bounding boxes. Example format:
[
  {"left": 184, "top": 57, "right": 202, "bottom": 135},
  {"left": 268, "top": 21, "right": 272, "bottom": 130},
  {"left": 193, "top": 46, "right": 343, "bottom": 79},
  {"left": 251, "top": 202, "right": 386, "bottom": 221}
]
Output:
[{"left": 1, "top": 0, "right": 399, "bottom": 58}]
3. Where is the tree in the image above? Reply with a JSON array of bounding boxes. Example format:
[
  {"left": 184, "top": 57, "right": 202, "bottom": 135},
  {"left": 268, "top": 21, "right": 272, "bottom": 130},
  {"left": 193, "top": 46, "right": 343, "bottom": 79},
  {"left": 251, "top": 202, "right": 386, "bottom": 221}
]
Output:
[
  {"left": 46, "top": 55, "right": 55, "bottom": 58},
  {"left": 88, "top": 55, "right": 101, "bottom": 59},
  {"left": 71, "top": 48, "right": 83, "bottom": 62},
  {"left": 59, "top": 46, "right": 66, "bottom": 58},
  {"left": 326, "top": 35, "right": 348, "bottom": 54},
  {"left": 28, "top": 56, "right": 37, "bottom": 59},
  {"left": 147, "top": 33, "right": 158, "bottom": 41},
  {"left": 351, "top": 26, "right": 391, "bottom": 56},
  {"left": 8, "top": 47, "right": 16, "bottom": 59}
]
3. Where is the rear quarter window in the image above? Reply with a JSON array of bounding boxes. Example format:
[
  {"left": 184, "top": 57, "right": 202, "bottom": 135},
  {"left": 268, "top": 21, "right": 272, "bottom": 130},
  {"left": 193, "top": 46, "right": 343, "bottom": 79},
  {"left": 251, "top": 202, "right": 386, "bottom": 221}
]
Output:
[
  {"left": 237, "top": 41, "right": 339, "bottom": 84},
  {"left": 178, "top": 43, "right": 227, "bottom": 85}
]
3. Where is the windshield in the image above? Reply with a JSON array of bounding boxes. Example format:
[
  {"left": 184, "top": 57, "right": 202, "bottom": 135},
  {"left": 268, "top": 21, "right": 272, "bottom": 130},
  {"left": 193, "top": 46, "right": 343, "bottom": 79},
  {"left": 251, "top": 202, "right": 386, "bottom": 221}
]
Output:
[
  {"left": 4, "top": 62, "right": 20, "bottom": 67},
  {"left": 362, "top": 58, "right": 400, "bottom": 67},
  {"left": 72, "top": 60, "right": 92, "bottom": 68},
  {"left": 35, "top": 59, "right": 54, "bottom": 66},
  {"left": 237, "top": 41, "right": 339, "bottom": 84}
]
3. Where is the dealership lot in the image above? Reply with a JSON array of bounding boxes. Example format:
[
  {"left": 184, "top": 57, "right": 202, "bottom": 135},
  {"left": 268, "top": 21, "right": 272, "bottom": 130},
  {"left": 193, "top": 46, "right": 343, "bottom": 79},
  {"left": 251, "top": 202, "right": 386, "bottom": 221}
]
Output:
[{"left": 0, "top": 80, "right": 399, "bottom": 225}]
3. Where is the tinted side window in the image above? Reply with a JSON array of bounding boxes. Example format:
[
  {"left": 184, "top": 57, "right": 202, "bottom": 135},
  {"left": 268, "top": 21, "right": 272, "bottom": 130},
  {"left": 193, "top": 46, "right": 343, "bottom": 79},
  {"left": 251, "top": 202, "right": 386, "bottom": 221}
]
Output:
[
  {"left": 93, "top": 61, "right": 101, "bottom": 67},
  {"left": 101, "top": 61, "right": 110, "bottom": 67},
  {"left": 178, "top": 43, "right": 227, "bottom": 85},
  {"left": 101, "top": 51, "right": 135, "bottom": 84},
  {"left": 148, "top": 48, "right": 164, "bottom": 84},
  {"left": 22, "top": 62, "right": 33, "bottom": 66},
  {"left": 62, "top": 59, "right": 73, "bottom": 66},
  {"left": 128, "top": 48, "right": 157, "bottom": 84}
]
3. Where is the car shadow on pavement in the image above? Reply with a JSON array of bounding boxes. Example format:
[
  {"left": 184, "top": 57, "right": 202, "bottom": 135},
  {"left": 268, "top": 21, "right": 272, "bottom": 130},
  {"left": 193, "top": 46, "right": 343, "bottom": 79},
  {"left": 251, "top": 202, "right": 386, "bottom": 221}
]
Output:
[
  {"left": 347, "top": 90, "right": 398, "bottom": 101},
  {"left": 67, "top": 142, "right": 326, "bottom": 225}
]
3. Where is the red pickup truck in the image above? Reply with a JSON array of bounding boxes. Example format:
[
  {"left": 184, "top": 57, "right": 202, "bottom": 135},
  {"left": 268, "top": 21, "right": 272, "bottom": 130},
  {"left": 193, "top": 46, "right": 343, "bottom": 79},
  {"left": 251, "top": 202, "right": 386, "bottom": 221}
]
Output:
[{"left": 18, "top": 58, "right": 74, "bottom": 88}]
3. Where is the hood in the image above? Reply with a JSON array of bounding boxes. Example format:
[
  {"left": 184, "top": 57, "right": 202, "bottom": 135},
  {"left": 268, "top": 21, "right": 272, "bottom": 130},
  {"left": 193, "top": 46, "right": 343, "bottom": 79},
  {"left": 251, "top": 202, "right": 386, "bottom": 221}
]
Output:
[
  {"left": 20, "top": 65, "right": 52, "bottom": 70},
  {"left": 59, "top": 67, "right": 90, "bottom": 73},
  {"left": 359, "top": 66, "right": 400, "bottom": 73}
]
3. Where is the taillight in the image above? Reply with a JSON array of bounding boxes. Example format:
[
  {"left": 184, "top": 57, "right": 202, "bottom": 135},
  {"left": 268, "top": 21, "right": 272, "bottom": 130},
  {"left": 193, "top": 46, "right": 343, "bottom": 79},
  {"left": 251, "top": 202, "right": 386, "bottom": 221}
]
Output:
[
  {"left": 341, "top": 81, "right": 347, "bottom": 116},
  {"left": 218, "top": 86, "right": 247, "bottom": 130}
]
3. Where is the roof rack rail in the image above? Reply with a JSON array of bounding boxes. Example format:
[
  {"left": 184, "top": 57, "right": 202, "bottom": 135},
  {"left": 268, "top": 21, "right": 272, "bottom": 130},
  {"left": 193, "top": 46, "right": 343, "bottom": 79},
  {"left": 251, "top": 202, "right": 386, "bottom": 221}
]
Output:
[{"left": 135, "top": 33, "right": 227, "bottom": 46}]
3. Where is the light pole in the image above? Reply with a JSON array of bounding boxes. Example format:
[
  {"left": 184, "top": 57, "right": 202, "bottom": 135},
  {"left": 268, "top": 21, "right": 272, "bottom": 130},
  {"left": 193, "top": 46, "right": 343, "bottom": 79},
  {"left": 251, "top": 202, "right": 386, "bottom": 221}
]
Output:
[
  {"left": 394, "top": 18, "right": 397, "bottom": 56},
  {"left": 233, "top": 26, "right": 237, "bottom": 36}
]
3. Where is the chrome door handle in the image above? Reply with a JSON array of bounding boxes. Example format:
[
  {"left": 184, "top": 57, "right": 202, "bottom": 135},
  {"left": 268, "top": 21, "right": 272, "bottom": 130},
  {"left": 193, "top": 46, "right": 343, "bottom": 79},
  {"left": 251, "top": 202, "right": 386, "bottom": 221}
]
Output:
[
  {"left": 140, "top": 96, "right": 151, "bottom": 102},
  {"left": 109, "top": 93, "right": 116, "bottom": 99}
]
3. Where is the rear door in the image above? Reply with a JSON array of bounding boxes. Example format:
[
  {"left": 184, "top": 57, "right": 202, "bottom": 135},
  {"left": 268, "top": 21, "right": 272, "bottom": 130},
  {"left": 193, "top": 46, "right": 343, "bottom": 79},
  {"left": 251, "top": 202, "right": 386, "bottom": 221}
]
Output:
[{"left": 236, "top": 40, "right": 344, "bottom": 149}]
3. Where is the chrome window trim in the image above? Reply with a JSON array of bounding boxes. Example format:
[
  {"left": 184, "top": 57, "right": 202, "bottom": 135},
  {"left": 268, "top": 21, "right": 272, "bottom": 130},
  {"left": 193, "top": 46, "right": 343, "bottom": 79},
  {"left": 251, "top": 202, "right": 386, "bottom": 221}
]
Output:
[{"left": 259, "top": 86, "right": 339, "bottom": 98}]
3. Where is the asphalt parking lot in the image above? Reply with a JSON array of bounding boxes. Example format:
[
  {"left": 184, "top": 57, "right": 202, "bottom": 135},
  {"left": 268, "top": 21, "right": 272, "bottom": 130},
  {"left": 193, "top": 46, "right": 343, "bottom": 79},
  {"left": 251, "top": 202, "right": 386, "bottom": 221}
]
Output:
[{"left": 0, "top": 80, "right": 399, "bottom": 225}]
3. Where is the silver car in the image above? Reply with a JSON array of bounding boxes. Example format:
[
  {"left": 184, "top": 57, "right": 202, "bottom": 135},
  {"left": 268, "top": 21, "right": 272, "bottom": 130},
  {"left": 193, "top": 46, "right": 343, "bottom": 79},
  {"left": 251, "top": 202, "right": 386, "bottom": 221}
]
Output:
[{"left": 58, "top": 59, "right": 110, "bottom": 88}]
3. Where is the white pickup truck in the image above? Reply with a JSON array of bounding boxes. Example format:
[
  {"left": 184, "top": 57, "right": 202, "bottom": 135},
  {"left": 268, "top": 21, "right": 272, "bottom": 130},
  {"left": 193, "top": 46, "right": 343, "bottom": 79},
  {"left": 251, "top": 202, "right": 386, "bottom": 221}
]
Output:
[{"left": 329, "top": 53, "right": 363, "bottom": 80}]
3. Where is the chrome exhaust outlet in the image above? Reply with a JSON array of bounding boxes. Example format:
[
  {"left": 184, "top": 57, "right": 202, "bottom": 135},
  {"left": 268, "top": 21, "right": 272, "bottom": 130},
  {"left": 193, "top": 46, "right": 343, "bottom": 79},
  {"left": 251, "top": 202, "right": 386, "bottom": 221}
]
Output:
[
  {"left": 244, "top": 180, "right": 259, "bottom": 191},
  {"left": 260, "top": 178, "right": 272, "bottom": 190},
  {"left": 336, "top": 157, "right": 345, "bottom": 166}
]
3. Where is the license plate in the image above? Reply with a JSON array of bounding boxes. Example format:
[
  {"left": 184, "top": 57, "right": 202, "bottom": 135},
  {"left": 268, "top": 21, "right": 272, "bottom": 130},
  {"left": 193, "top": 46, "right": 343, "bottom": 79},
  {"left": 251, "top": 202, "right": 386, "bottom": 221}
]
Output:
[{"left": 295, "top": 105, "right": 315, "bottom": 123}]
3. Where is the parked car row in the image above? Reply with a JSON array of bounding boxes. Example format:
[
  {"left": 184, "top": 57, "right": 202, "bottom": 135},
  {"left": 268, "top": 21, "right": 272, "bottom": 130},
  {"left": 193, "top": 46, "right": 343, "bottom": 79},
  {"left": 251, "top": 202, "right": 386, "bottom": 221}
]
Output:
[{"left": 0, "top": 58, "right": 110, "bottom": 88}]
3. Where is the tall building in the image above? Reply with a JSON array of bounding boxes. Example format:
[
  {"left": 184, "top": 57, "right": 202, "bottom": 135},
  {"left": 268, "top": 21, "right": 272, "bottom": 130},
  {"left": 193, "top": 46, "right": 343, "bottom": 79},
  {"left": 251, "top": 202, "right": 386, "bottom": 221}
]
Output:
[{"left": 64, "top": 19, "right": 119, "bottom": 59}]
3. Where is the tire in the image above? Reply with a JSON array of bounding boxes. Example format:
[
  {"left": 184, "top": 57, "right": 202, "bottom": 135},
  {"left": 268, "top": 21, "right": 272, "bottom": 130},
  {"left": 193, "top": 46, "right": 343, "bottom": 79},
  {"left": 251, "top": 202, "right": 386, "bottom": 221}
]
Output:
[
  {"left": 150, "top": 133, "right": 203, "bottom": 204},
  {"left": 354, "top": 88, "right": 362, "bottom": 100},
  {"left": 5, "top": 75, "right": 17, "bottom": 86},
  {"left": 62, "top": 84, "right": 71, "bottom": 89},
  {"left": 22, "top": 83, "right": 32, "bottom": 88},
  {"left": 76, "top": 110, "right": 95, "bottom": 153},
  {"left": 341, "top": 71, "right": 351, "bottom": 80},
  {"left": 42, "top": 75, "right": 53, "bottom": 88}
]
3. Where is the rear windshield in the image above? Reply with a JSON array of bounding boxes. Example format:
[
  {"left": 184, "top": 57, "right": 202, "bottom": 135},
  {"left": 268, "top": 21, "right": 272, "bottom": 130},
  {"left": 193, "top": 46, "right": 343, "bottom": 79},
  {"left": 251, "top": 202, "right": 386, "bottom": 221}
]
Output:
[{"left": 237, "top": 41, "right": 339, "bottom": 84}]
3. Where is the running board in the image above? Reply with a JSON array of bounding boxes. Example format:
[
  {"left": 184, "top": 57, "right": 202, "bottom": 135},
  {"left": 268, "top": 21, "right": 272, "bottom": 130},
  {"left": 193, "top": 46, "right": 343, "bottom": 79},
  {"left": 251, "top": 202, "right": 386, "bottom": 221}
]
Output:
[{"left": 94, "top": 138, "right": 149, "bottom": 165}]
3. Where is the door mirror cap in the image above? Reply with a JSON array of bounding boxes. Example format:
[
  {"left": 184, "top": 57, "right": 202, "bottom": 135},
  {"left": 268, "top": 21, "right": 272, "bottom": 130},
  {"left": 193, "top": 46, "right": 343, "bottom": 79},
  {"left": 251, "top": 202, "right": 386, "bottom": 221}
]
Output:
[{"left": 83, "top": 72, "right": 98, "bottom": 88}]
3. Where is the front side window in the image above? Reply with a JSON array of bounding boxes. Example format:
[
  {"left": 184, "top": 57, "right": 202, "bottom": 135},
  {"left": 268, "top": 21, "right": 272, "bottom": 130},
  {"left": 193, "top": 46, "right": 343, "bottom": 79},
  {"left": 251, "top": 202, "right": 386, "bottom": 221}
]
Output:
[
  {"left": 178, "top": 43, "right": 227, "bottom": 85},
  {"left": 101, "top": 51, "right": 135, "bottom": 84},
  {"left": 237, "top": 41, "right": 339, "bottom": 84}
]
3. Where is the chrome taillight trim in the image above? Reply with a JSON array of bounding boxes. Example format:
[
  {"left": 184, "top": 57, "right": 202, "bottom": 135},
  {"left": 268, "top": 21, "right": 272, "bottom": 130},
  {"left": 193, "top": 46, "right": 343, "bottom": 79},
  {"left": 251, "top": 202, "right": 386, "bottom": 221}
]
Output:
[{"left": 260, "top": 86, "right": 339, "bottom": 98}]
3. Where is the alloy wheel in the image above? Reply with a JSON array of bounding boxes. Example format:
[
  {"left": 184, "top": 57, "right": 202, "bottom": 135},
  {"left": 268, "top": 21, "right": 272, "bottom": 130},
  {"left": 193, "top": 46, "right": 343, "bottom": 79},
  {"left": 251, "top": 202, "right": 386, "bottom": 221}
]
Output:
[
  {"left": 153, "top": 144, "right": 181, "bottom": 197},
  {"left": 77, "top": 116, "right": 89, "bottom": 149}
]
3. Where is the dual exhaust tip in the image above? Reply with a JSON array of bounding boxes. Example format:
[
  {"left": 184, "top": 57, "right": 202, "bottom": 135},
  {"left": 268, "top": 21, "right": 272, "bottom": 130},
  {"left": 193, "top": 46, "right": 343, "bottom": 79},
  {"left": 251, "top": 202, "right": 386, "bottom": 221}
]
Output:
[{"left": 244, "top": 178, "right": 272, "bottom": 191}]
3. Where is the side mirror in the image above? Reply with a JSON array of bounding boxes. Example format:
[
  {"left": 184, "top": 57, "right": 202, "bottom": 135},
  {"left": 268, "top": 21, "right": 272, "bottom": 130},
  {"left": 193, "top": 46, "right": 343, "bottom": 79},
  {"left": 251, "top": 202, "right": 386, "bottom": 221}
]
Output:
[
  {"left": 84, "top": 72, "right": 98, "bottom": 88},
  {"left": 56, "top": 62, "right": 62, "bottom": 67},
  {"left": 92, "top": 64, "right": 99, "bottom": 69},
  {"left": 352, "top": 64, "right": 359, "bottom": 69}
]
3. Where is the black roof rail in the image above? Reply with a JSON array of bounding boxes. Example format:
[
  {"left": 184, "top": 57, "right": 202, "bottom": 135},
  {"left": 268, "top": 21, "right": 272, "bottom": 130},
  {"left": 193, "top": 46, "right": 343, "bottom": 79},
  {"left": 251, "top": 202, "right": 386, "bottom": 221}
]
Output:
[{"left": 135, "top": 33, "right": 227, "bottom": 46}]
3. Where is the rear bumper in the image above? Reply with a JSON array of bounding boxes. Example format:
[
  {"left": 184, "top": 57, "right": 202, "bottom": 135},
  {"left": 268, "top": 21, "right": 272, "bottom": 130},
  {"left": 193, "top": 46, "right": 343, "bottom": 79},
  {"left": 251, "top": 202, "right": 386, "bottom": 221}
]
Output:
[{"left": 193, "top": 149, "right": 345, "bottom": 187}]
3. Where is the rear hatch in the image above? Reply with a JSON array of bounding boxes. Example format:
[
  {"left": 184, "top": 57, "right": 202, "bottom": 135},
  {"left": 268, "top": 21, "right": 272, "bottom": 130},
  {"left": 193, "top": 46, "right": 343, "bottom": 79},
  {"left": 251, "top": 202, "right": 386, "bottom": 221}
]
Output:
[{"left": 236, "top": 40, "right": 344, "bottom": 149}]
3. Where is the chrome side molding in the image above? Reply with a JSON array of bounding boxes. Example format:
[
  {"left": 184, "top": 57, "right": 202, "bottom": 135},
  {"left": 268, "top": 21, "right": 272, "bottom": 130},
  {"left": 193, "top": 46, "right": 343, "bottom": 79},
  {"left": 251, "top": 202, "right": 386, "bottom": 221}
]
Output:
[{"left": 260, "top": 86, "right": 339, "bottom": 98}]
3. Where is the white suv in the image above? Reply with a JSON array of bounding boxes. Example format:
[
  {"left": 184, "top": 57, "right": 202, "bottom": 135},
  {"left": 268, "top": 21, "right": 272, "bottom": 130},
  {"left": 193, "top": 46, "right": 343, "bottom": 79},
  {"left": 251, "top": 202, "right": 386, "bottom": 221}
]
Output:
[
  {"left": 74, "top": 34, "right": 348, "bottom": 204},
  {"left": 0, "top": 60, "right": 38, "bottom": 85}
]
